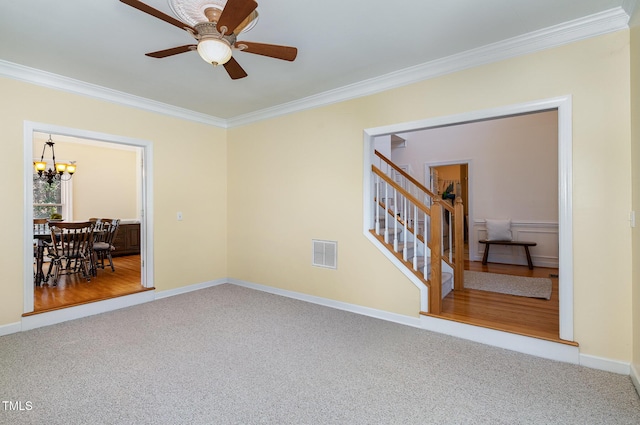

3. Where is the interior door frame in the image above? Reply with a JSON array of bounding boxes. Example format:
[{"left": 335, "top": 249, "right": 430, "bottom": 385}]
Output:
[
  {"left": 23, "top": 121, "right": 154, "bottom": 314},
  {"left": 425, "top": 160, "right": 473, "bottom": 257},
  {"left": 363, "top": 95, "right": 573, "bottom": 341}
]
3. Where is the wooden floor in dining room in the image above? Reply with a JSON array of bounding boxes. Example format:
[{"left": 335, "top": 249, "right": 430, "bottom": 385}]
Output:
[
  {"left": 29, "top": 255, "right": 149, "bottom": 314},
  {"left": 433, "top": 260, "right": 567, "bottom": 344}
]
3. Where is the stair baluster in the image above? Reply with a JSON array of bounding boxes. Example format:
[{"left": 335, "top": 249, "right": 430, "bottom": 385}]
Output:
[
  {"left": 370, "top": 150, "right": 465, "bottom": 315},
  {"left": 393, "top": 186, "right": 399, "bottom": 252},
  {"left": 374, "top": 175, "right": 380, "bottom": 235},
  {"left": 403, "top": 196, "right": 408, "bottom": 262},
  {"left": 412, "top": 204, "right": 418, "bottom": 271},
  {"left": 383, "top": 180, "right": 389, "bottom": 244}
]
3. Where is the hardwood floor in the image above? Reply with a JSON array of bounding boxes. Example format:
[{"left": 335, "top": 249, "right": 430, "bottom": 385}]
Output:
[
  {"left": 28, "top": 255, "right": 150, "bottom": 315},
  {"left": 30, "top": 250, "right": 565, "bottom": 345},
  {"left": 430, "top": 260, "right": 569, "bottom": 344}
]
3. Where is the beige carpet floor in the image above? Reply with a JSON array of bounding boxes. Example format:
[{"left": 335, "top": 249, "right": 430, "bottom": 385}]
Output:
[{"left": 1, "top": 284, "right": 638, "bottom": 424}]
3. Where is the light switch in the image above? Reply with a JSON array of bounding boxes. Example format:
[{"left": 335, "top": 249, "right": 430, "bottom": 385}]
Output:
[{"left": 177, "top": 211, "right": 183, "bottom": 221}]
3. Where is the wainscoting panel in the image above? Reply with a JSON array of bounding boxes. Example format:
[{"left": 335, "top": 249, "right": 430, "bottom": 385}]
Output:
[{"left": 472, "top": 220, "right": 559, "bottom": 268}]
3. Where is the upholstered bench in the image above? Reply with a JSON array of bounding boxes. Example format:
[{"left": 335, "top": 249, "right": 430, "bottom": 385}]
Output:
[{"left": 479, "top": 240, "right": 537, "bottom": 270}]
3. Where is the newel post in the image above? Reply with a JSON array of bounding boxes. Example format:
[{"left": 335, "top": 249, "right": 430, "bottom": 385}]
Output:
[
  {"left": 430, "top": 200, "right": 442, "bottom": 314},
  {"left": 454, "top": 197, "right": 465, "bottom": 291}
]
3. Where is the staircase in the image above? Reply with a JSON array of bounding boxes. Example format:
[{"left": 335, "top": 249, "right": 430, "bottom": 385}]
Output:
[{"left": 369, "top": 150, "right": 464, "bottom": 314}]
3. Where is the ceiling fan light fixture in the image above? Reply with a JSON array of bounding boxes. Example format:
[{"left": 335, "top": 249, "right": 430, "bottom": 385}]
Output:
[
  {"left": 169, "top": 1, "right": 259, "bottom": 33},
  {"left": 197, "top": 38, "right": 232, "bottom": 65}
]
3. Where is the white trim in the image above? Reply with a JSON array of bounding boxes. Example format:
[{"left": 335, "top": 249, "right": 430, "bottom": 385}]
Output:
[
  {"left": 363, "top": 95, "right": 574, "bottom": 339},
  {"left": 21, "top": 290, "right": 155, "bottom": 331},
  {"left": 0, "top": 60, "right": 226, "bottom": 128},
  {"left": 0, "top": 322, "right": 22, "bottom": 337},
  {"left": 363, "top": 235, "right": 429, "bottom": 306},
  {"left": 420, "top": 315, "right": 580, "bottom": 364},
  {"left": 579, "top": 353, "right": 632, "bottom": 375},
  {"left": 227, "top": 8, "right": 628, "bottom": 127},
  {"left": 557, "top": 98, "right": 574, "bottom": 341},
  {"left": 0, "top": 8, "right": 630, "bottom": 128},
  {"left": 6, "top": 278, "right": 635, "bottom": 377},
  {"left": 18, "top": 278, "right": 225, "bottom": 333},
  {"left": 474, "top": 219, "right": 559, "bottom": 228},
  {"left": 228, "top": 278, "right": 423, "bottom": 329},
  {"left": 631, "top": 363, "right": 640, "bottom": 394},
  {"left": 154, "top": 278, "right": 227, "bottom": 300},
  {"left": 23, "top": 122, "right": 155, "bottom": 314},
  {"left": 232, "top": 279, "right": 633, "bottom": 375}
]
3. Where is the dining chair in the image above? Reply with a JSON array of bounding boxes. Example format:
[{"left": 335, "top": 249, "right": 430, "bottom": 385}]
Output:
[
  {"left": 47, "top": 221, "right": 95, "bottom": 286},
  {"left": 92, "top": 218, "right": 120, "bottom": 272},
  {"left": 33, "top": 218, "right": 49, "bottom": 286}
]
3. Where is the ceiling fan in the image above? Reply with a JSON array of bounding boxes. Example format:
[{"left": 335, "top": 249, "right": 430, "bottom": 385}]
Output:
[{"left": 119, "top": 0, "right": 297, "bottom": 79}]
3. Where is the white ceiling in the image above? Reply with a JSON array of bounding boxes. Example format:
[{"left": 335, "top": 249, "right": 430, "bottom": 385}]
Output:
[{"left": 0, "top": 1, "right": 636, "bottom": 123}]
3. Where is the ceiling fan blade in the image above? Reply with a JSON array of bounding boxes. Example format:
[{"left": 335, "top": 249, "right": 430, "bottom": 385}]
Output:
[
  {"left": 120, "top": 0, "right": 194, "bottom": 32},
  {"left": 236, "top": 41, "right": 298, "bottom": 61},
  {"left": 217, "top": 0, "right": 258, "bottom": 34},
  {"left": 222, "top": 57, "right": 248, "bottom": 80},
  {"left": 145, "top": 45, "right": 196, "bottom": 58}
]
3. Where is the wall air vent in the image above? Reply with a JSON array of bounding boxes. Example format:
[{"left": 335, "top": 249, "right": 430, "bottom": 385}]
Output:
[{"left": 312, "top": 239, "right": 337, "bottom": 269}]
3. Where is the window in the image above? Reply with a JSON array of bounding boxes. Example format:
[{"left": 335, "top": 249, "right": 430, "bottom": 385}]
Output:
[{"left": 33, "top": 165, "right": 72, "bottom": 220}]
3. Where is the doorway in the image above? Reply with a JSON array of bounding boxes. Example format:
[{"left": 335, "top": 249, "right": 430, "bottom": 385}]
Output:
[
  {"left": 23, "top": 122, "right": 155, "bottom": 317},
  {"left": 428, "top": 162, "right": 470, "bottom": 256},
  {"left": 364, "top": 96, "right": 573, "bottom": 343},
  {"left": 424, "top": 159, "right": 560, "bottom": 340}
]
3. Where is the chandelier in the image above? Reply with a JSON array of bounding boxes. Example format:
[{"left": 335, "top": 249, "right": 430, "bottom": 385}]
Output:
[{"left": 33, "top": 135, "right": 76, "bottom": 185}]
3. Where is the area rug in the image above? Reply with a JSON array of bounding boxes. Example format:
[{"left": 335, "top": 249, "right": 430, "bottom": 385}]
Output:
[{"left": 464, "top": 270, "right": 552, "bottom": 300}]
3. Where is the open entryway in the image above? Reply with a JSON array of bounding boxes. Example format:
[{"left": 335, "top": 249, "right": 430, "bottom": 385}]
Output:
[
  {"left": 364, "top": 96, "right": 573, "bottom": 344},
  {"left": 22, "top": 122, "right": 155, "bottom": 323}
]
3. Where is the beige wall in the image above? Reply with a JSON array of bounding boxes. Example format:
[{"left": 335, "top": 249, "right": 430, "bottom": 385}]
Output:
[
  {"left": 228, "top": 31, "right": 632, "bottom": 362},
  {"left": 631, "top": 24, "right": 640, "bottom": 374},
  {"left": 0, "top": 29, "right": 635, "bottom": 364},
  {"left": 390, "top": 111, "right": 558, "bottom": 223},
  {"left": 0, "top": 78, "right": 228, "bottom": 326}
]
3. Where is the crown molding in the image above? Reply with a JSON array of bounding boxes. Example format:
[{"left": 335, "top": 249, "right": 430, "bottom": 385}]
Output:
[
  {"left": 0, "top": 59, "right": 227, "bottom": 128},
  {"left": 0, "top": 7, "right": 631, "bottom": 130},
  {"left": 227, "top": 6, "right": 630, "bottom": 128}
]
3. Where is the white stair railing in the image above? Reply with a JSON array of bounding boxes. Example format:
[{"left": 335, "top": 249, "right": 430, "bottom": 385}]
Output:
[
  {"left": 370, "top": 150, "right": 465, "bottom": 314},
  {"left": 372, "top": 165, "right": 433, "bottom": 289}
]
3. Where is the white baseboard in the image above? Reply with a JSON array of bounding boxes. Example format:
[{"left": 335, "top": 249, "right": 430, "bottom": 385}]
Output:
[
  {"left": 154, "top": 278, "right": 227, "bottom": 300},
  {"left": 0, "top": 321, "right": 22, "bottom": 337},
  {"left": 228, "top": 279, "right": 639, "bottom": 376},
  {"left": 420, "top": 314, "right": 580, "bottom": 364},
  {"left": 631, "top": 363, "right": 640, "bottom": 395},
  {"left": 228, "top": 278, "right": 423, "bottom": 329},
  {"left": 14, "top": 279, "right": 226, "bottom": 334},
  {"left": 5, "top": 277, "right": 636, "bottom": 379},
  {"left": 21, "top": 290, "right": 156, "bottom": 331},
  {"left": 579, "top": 353, "right": 631, "bottom": 375}
]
